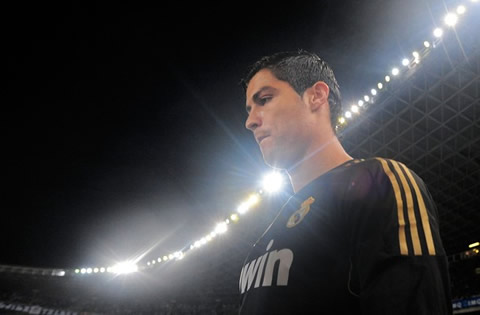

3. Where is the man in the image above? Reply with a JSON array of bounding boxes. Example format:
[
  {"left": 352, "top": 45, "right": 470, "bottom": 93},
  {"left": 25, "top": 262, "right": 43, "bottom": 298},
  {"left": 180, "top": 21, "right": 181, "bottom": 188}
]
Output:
[{"left": 238, "top": 50, "right": 452, "bottom": 314}]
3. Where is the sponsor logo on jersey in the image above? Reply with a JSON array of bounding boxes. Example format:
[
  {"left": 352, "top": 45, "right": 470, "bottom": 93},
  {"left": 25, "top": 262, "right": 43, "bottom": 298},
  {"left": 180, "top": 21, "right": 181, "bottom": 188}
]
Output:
[
  {"left": 286, "top": 196, "right": 315, "bottom": 228},
  {"left": 239, "top": 239, "right": 294, "bottom": 294}
]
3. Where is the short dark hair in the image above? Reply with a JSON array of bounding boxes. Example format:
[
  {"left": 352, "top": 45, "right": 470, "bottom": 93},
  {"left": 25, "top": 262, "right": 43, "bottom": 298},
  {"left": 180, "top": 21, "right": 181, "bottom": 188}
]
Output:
[{"left": 241, "top": 49, "right": 342, "bottom": 133}]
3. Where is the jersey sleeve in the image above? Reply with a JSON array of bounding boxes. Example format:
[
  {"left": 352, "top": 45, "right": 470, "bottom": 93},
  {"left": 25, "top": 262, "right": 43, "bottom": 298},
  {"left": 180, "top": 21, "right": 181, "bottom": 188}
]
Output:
[{"left": 345, "top": 158, "right": 452, "bottom": 314}]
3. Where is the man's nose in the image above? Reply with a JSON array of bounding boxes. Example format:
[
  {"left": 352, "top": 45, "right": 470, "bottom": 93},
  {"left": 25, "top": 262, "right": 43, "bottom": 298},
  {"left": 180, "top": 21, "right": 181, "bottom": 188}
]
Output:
[{"left": 245, "top": 108, "right": 262, "bottom": 131}]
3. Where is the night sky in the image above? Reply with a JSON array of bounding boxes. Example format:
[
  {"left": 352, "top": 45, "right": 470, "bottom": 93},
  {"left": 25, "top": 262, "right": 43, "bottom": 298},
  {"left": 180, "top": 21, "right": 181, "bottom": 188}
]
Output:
[{"left": 4, "top": 0, "right": 453, "bottom": 269}]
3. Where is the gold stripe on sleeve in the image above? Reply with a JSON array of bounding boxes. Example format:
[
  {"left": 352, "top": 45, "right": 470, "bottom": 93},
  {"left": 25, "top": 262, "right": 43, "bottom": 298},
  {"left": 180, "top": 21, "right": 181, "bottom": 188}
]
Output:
[
  {"left": 399, "top": 162, "right": 436, "bottom": 255},
  {"left": 390, "top": 160, "right": 422, "bottom": 255},
  {"left": 376, "top": 158, "right": 408, "bottom": 255}
]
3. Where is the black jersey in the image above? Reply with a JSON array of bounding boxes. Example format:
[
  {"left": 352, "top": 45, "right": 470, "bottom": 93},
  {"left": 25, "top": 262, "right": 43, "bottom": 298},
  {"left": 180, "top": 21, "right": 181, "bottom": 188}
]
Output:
[{"left": 238, "top": 158, "right": 452, "bottom": 314}]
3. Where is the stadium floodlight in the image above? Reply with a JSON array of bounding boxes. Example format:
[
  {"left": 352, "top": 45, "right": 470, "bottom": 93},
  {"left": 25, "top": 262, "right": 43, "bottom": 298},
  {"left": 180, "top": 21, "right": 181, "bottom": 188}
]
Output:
[
  {"left": 163, "top": 255, "right": 168, "bottom": 261},
  {"left": 469, "top": 242, "right": 480, "bottom": 248},
  {"left": 112, "top": 261, "right": 138, "bottom": 275},
  {"left": 444, "top": 13, "right": 458, "bottom": 26},
  {"left": 75, "top": 269, "right": 80, "bottom": 274},
  {"left": 412, "top": 51, "right": 420, "bottom": 64},
  {"left": 93, "top": 268, "right": 99, "bottom": 273},
  {"left": 230, "top": 213, "right": 239, "bottom": 222},
  {"left": 237, "top": 202, "right": 249, "bottom": 214},
  {"left": 377, "top": 83, "right": 383, "bottom": 90},
  {"left": 215, "top": 222, "right": 228, "bottom": 234},
  {"left": 424, "top": 41, "right": 431, "bottom": 48},
  {"left": 261, "top": 171, "right": 284, "bottom": 193},
  {"left": 173, "top": 251, "right": 184, "bottom": 260},
  {"left": 338, "top": 117, "right": 346, "bottom": 124},
  {"left": 456, "top": 5, "right": 466, "bottom": 14},
  {"left": 247, "top": 194, "right": 260, "bottom": 206},
  {"left": 402, "top": 58, "right": 410, "bottom": 66},
  {"left": 100, "top": 267, "right": 105, "bottom": 273},
  {"left": 433, "top": 28, "right": 443, "bottom": 38},
  {"left": 86, "top": 268, "right": 92, "bottom": 274},
  {"left": 391, "top": 68, "right": 400, "bottom": 76},
  {"left": 157, "top": 257, "right": 162, "bottom": 262},
  {"left": 80, "top": 268, "right": 86, "bottom": 274},
  {"left": 358, "top": 100, "right": 364, "bottom": 106},
  {"left": 385, "top": 75, "right": 391, "bottom": 82},
  {"left": 351, "top": 105, "right": 359, "bottom": 113},
  {"left": 363, "top": 95, "right": 370, "bottom": 102},
  {"left": 370, "top": 88, "right": 377, "bottom": 96},
  {"left": 345, "top": 111, "right": 352, "bottom": 119}
]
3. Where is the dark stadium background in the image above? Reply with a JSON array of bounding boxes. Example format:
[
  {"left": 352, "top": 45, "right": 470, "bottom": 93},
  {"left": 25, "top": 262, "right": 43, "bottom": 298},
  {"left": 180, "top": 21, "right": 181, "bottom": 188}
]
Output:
[{"left": 3, "top": 0, "right": 479, "bottom": 314}]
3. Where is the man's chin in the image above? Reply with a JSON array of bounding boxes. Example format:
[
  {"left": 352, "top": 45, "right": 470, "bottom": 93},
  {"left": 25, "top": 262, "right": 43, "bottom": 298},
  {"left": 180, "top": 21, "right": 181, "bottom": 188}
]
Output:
[{"left": 261, "top": 152, "right": 288, "bottom": 170}]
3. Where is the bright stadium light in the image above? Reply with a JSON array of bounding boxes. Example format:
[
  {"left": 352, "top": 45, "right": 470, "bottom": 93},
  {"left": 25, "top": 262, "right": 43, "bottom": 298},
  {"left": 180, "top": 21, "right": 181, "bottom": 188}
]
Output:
[
  {"left": 444, "top": 13, "right": 458, "bottom": 26},
  {"left": 456, "top": 5, "right": 466, "bottom": 14},
  {"left": 86, "top": 268, "right": 92, "bottom": 274},
  {"left": 433, "top": 28, "right": 443, "bottom": 38},
  {"left": 469, "top": 242, "right": 480, "bottom": 248},
  {"left": 363, "top": 95, "right": 370, "bottom": 102},
  {"left": 392, "top": 68, "right": 400, "bottom": 76},
  {"left": 237, "top": 202, "right": 249, "bottom": 214},
  {"left": 100, "top": 267, "right": 105, "bottom": 273},
  {"left": 358, "top": 100, "right": 364, "bottom": 106},
  {"left": 377, "top": 83, "right": 383, "bottom": 90},
  {"left": 345, "top": 111, "right": 352, "bottom": 119},
  {"left": 75, "top": 269, "right": 80, "bottom": 274},
  {"left": 351, "top": 105, "right": 359, "bottom": 113},
  {"left": 385, "top": 75, "right": 391, "bottom": 82},
  {"left": 215, "top": 222, "right": 228, "bottom": 234},
  {"left": 230, "top": 213, "right": 239, "bottom": 222},
  {"left": 93, "top": 268, "right": 99, "bottom": 273},
  {"left": 80, "top": 268, "right": 86, "bottom": 274},
  {"left": 262, "top": 171, "right": 284, "bottom": 193},
  {"left": 338, "top": 117, "right": 346, "bottom": 124},
  {"left": 112, "top": 261, "right": 138, "bottom": 275},
  {"left": 370, "top": 88, "right": 377, "bottom": 96},
  {"left": 412, "top": 51, "right": 420, "bottom": 64},
  {"left": 402, "top": 58, "right": 410, "bottom": 66},
  {"left": 424, "top": 41, "right": 431, "bottom": 48}
]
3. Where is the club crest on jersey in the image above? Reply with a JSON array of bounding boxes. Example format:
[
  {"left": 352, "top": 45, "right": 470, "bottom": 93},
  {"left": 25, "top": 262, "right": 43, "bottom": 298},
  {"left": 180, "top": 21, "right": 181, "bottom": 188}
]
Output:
[{"left": 286, "top": 196, "right": 315, "bottom": 228}]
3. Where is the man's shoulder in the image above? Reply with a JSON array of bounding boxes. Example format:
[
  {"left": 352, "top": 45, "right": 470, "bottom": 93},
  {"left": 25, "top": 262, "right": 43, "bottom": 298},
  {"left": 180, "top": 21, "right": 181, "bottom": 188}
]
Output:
[{"left": 345, "top": 157, "right": 415, "bottom": 177}]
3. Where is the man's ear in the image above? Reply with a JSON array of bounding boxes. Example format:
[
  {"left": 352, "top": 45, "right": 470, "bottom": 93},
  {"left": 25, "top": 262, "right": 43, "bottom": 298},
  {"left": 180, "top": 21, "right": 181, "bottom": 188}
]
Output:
[{"left": 306, "top": 81, "right": 330, "bottom": 112}]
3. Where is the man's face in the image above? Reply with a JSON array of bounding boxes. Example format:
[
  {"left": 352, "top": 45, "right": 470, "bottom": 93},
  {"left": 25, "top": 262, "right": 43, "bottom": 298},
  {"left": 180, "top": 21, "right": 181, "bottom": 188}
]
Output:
[{"left": 245, "top": 69, "right": 314, "bottom": 169}]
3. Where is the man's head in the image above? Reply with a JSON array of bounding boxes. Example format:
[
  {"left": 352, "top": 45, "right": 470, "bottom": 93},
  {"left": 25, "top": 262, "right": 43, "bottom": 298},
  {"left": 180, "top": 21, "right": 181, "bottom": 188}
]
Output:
[
  {"left": 242, "top": 50, "right": 342, "bottom": 170},
  {"left": 241, "top": 49, "right": 342, "bottom": 132}
]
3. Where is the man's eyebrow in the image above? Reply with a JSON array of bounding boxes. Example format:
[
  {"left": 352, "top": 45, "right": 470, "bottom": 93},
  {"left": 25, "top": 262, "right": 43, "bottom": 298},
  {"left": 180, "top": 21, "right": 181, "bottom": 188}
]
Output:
[
  {"left": 246, "top": 86, "right": 276, "bottom": 112},
  {"left": 252, "top": 86, "right": 275, "bottom": 102}
]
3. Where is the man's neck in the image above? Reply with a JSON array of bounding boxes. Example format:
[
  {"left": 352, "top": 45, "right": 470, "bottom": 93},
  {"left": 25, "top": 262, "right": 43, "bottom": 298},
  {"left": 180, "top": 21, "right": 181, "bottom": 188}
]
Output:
[{"left": 287, "top": 136, "right": 352, "bottom": 193}]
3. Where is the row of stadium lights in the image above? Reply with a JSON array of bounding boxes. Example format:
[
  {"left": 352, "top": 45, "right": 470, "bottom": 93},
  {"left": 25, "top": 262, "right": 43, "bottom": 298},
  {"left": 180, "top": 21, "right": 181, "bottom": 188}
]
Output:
[
  {"left": 74, "top": 172, "right": 284, "bottom": 275},
  {"left": 336, "top": 1, "right": 478, "bottom": 129},
  {"left": 74, "top": 1, "right": 478, "bottom": 276}
]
